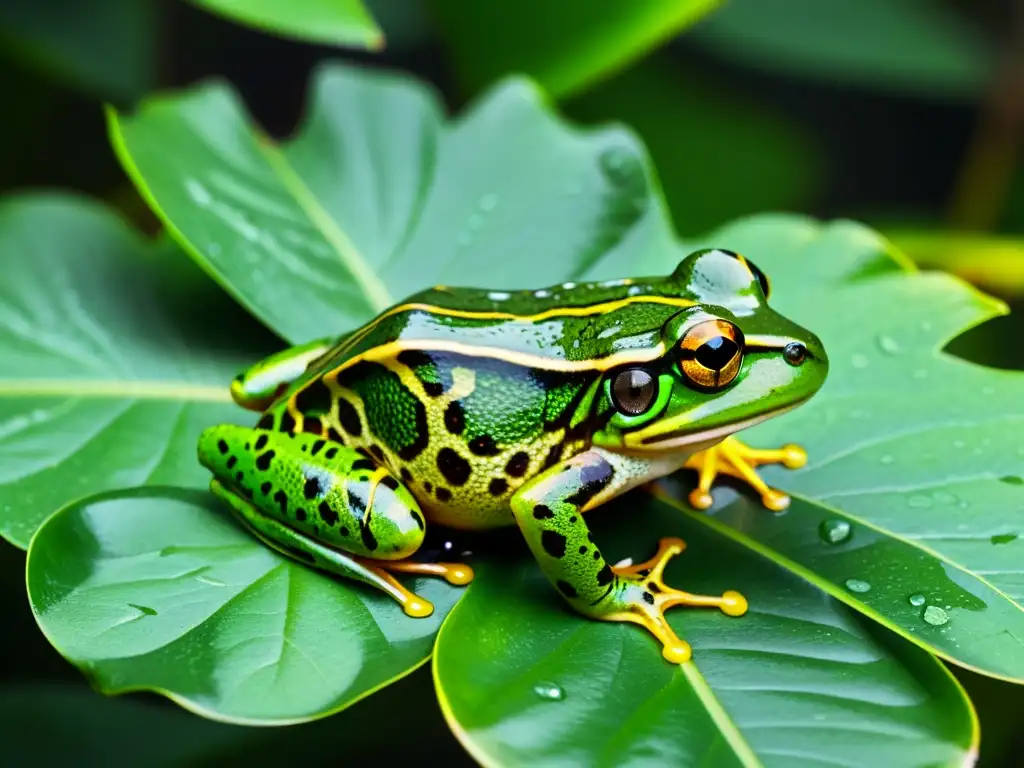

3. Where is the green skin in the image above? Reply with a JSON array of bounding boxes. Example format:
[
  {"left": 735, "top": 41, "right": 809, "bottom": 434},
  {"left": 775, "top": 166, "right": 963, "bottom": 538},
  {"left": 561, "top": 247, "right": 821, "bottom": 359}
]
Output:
[{"left": 198, "top": 248, "right": 828, "bottom": 644}]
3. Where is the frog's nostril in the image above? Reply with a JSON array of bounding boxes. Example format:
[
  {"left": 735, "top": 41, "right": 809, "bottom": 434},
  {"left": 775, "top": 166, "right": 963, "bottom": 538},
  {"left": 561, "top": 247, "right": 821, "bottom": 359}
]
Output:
[{"left": 783, "top": 342, "right": 807, "bottom": 366}]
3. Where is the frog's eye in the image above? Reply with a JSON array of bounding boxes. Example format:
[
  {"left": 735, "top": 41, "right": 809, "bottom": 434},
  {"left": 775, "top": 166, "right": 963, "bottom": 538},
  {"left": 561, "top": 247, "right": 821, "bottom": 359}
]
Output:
[
  {"left": 678, "top": 319, "right": 744, "bottom": 389},
  {"left": 610, "top": 368, "right": 658, "bottom": 415}
]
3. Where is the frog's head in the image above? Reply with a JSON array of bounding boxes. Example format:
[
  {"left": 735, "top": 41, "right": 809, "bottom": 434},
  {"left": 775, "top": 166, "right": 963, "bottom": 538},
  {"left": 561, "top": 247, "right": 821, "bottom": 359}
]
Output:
[{"left": 591, "top": 248, "right": 829, "bottom": 455}]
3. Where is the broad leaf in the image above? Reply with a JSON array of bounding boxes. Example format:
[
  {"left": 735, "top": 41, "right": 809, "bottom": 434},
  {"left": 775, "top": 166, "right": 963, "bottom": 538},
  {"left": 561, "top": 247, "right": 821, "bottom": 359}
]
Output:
[
  {"left": 27, "top": 487, "right": 464, "bottom": 724},
  {"left": 187, "top": 0, "right": 382, "bottom": 50},
  {"left": 0, "top": 0, "right": 156, "bottom": 101},
  {"left": 435, "top": 496, "right": 977, "bottom": 767},
  {"left": 428, "top": 0, "right": 721, "bottom": 98},
  {"left": 108, "top": 64, "right": 675, "bottom": 344},
  {"left": 0, "top": 194, "right": 267, "bottom": 549},
  {"left": 687, "top": 0, "right": 994, "bottom": 102},
  {"left": 107, "top": 64, "right": 1024, "bottom": 684}
]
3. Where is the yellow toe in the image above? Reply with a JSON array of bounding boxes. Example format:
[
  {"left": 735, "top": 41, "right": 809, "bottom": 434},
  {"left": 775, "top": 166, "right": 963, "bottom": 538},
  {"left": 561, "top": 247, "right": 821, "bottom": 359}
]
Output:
[{"left": 720, "top": 590, "right": 748, "bottom": 617}]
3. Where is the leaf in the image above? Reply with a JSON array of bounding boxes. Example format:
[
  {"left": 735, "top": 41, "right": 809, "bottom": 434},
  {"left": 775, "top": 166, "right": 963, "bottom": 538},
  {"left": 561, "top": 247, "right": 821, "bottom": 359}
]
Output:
[
  {"left": 108, "top": 63, "right": 676, "bottom": 344},
  {"left": 887, "top": 230, "right": 1024, "bottom": 298},
  {"left": 0, "top": 193, "right": 269, "bottom": 549},
  {"left": 428, "top": 0, "right": 721, "bottom": 98},
  {"left": 649, "top": 217, "right": 1024, "bottom": 682},
  {"left": 186, "top": 0, "right": 383, "bottom": 50},
  {"left": 27, "top": 487, "right": 464, "bottom": 724},
  {"left": 686, "top": 0, "right": 994, "bottom": 102},
  {"left": 434, "top": 495, "right": 978, "bottom": 767},
  {"left": 0, "top": 0, "right": 157, "bottom": 101}
]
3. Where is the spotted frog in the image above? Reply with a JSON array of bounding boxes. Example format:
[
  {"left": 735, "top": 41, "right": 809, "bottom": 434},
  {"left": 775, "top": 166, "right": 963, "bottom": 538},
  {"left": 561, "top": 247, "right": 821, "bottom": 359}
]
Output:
[{"left": 198, "top": 248, "right": 828, "bottom": 662}]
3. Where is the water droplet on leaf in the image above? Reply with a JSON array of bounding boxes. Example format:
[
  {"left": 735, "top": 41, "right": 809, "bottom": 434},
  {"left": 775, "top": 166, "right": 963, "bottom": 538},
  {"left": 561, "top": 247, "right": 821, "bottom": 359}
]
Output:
[
  {"left": 533, "top": 682, "right": 565, "bottom": 701},
  {"left": 879, "top": 454, "right": 894, "bottom": 465},
  {"left": 845, "top": 579, "right": 871, "bottom": 593},
  {"left": 877, "top": 335, "right": 900, "bottom": 354},
  {"left": 819, "top": 519, "right": 852, "bottom": 545},
  {"left": 909, "top": 594, "right": 926, "bottom": 607},
  {"left": 923, "top": 606, "right": 949, "bottom": 626}
]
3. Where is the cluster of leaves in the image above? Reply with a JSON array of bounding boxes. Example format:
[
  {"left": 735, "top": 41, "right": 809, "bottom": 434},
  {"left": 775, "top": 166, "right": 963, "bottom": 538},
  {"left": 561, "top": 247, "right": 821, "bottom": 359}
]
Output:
[{"left": 1, "top": 1, "right": 1023, "bottom": 766}]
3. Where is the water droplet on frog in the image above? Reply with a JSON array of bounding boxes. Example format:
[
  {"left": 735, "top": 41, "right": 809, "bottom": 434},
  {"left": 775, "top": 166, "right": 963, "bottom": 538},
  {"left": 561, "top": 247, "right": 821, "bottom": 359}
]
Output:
[
  {"left": 907, "top": 494, "right": 933, "bottom": 509},
  {"left": 1001, "top": 475, "right": 1024, "bottom": 486},
  {"left": 909, "top": 594, "right": 926, "bottom": 607},
  {"left": 923, "top": 606, "right": 949, "bottom": 626},
  {"left": 478, "top": 193, "right": 498, "bottom": 211},
  {"left": 851, "top": 353, "right": 869, "bottom": 369},
  {"left": 877, "top": 335, "right": 900, "bottom": 354},
  {"left": 819, "top": 519, "right": 852, "bottom": 545},
  {"left": 533, "top": 682, "right": 565, "bottom": 701},
  {"left": 845, "top": 578, "right": 871, "bottom": 593},
  {"left": 991, "top": 532, "right": 1018, "bottom": 545},
  {"left": 879, "top": 454, "right": 894, "bottom": 465}
]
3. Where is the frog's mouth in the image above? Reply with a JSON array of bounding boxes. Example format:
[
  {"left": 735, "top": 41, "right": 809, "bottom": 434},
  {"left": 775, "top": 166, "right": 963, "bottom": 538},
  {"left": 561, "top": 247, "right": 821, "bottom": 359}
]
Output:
[{"left": 623, "top": 401, "right": 803, "bottom": 453}]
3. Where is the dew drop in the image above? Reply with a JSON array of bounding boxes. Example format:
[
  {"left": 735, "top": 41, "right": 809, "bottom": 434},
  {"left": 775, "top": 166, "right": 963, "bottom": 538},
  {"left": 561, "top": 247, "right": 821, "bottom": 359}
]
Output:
[
  {"left": 879, "top": 454, "right": 894, "bottom": 465},
  {"left": 877, "top": 335, "right": 901, "bottom": 354},
  {"left": 923, "top": 606, "right": 949, "bottom": 626},
  {"left": 907, "top": 494, "right": 933, "bottom": 509},
  {"left": 819, "top": 519, "right": 852, "bottom": 545},
  {"left": 851, "top": 353, "right": 869, "bottom": 369},
  {"left": 991, "top": 532, "right": 1018, "bottom": 545},
  {"left": 845, "top": 579, "right": 871, "bottom": 593},
  {"left": 1000, "top": 475, "right": 1024, "bottom": 486},
  {"left": 478, "top": 193, "right": 498, "bottom": 211},
  {"left": 908, "top": 594, "right": 926, "bottom": 607},
  {"left": 533, "top": 682, "right": 565, "bottom": 701}
]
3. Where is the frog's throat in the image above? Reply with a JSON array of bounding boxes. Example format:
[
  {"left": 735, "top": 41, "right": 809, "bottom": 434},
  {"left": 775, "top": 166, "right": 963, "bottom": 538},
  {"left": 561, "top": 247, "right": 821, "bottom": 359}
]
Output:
[{"left": 620, "top": 401, "right": 803, "bottom": 453}]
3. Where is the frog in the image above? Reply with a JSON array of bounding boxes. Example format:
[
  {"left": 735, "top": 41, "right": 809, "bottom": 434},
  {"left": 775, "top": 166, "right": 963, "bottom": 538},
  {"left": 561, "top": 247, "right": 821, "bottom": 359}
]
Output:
[{"left": 197, "top": 248, "right": 828, "bottom": 663}]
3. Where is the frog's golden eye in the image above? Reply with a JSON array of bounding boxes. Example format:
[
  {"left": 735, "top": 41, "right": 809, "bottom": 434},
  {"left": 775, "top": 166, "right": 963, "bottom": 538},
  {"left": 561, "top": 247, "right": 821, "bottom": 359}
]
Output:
[
  {"left": 678, "top": 319, "right": 744, "bottom": 389},
  {"left": 610, "top": 368, "right": 658, "bottom": 415}
]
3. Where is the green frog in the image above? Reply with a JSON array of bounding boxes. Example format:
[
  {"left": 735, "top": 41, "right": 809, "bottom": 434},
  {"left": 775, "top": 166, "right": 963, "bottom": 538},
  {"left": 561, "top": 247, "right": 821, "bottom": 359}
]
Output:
[{"left": 198, "top": 248, "right": 828, "bottom": 663}]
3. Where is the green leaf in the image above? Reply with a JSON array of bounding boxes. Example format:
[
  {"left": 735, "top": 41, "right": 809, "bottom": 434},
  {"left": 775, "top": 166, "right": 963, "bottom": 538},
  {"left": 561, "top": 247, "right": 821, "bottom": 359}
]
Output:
[
  {"left": 655, "top": 217, "right": 1024, "bottom": 683},
  {"left": 27, "top": 487, "right": 464, "bottom": 724},
  {"left": 429, "top": 0, "right": 721, "bottom": 98},
  {"left": 108, "top": 64, "right": 676, "bottom": 344},
  {"left": 0, "top": 0, "right": 157, "bottom": 101},
  {"left": 687, "top": 0, "right": 994, "bottom": 101},
  {"left": 435, "top": 496, "right": 978, "bottom": 767},
  {"left": 0, "top": 193, "right": 268, "bottom": 549},
  {"left": 187, "top": 0, "right": 383, "bottom": 50}
]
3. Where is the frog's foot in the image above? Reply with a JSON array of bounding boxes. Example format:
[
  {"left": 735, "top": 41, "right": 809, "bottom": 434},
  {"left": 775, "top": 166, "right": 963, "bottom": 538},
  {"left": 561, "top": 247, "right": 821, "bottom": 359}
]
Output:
[
  {"left": 683, "top": 436, "right": 806, "bottom": 512},
  {"left": 604, "top": 537, "right": 747, "bottom": 663},
  {"left": 348, "top": 558, "right": 475, "bottom": 618}
]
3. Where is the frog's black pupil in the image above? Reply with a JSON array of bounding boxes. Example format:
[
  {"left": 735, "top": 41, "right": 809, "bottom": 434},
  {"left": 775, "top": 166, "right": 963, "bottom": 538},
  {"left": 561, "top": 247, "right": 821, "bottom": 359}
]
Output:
[
  {"left": 695, "top": 336, "right": 738, "bottom": 371},
  {"left": 612, "top": 369, "right": 657, "bottom": 416},
  {"left": 784, "top": 342, "right": 807, "bottom": 366}
]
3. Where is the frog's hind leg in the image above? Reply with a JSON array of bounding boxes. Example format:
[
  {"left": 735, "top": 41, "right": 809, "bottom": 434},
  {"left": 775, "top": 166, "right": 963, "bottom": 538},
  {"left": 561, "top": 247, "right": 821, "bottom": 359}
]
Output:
[
  {"left": 684, "top": 436, "right": 806, "bottom": 512},
  {"left": 199, "top": 425, "right": 473, "bottom": 616},
  {"left": 230, "top": 334, "right": 344, "bottom": 411},
  {"left": 209, "top": 479, "right": 435, "bottom": 617},
  {"left": 510, "top": 449, "right": 747, "bottom": 664}
]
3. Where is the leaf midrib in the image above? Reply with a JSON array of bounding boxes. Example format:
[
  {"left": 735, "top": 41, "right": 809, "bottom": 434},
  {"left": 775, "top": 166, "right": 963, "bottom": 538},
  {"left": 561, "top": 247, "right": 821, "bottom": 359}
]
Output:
[{"left": 0, "top": 379, "right": 231, "bottom": 402}]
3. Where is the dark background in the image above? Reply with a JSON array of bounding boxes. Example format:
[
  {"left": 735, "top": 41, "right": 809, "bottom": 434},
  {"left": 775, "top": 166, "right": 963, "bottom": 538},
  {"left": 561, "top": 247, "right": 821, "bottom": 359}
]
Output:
[{"left": 1, "top": 0, "right": 1022, "bottom": 765}]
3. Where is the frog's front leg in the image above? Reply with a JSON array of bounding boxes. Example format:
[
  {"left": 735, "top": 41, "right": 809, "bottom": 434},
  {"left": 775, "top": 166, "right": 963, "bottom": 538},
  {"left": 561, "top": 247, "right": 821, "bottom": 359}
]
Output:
[
  {"left": 199, "top": 425, "right": 472, "bottom": 617},
  {"left": 684, "top": 436, "right": 807, "bottom": 512},
  {"left": 230, "top": 335, "right": 345, "bottom": 411},
  {"left": 510, "top": 449, "right": 747, "bottom": 663}
]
